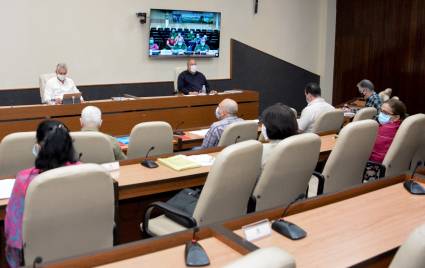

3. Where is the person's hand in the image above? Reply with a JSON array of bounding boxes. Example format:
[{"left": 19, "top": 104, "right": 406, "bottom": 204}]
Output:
[
  {"left": 209, "top": 90, "right": 218, "bottom": 95},
  {"left": 189, "top": 91, "right": 199, "bottom": 95}
]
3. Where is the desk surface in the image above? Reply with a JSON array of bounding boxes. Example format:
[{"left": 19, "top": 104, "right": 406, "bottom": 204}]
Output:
[
  {"left": 235, "top": 181, "right": 425, "bottom": 267},
  {"left": 96, "top": 237, "right": 241, "bottom": 268}
]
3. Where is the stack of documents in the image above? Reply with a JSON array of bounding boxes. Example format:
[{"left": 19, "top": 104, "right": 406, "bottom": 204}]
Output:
[
  {"left": 188, "top": 128, "right": 210, "bottom": 138},
  {"left": 158, "top": 155, "right": 202, "bottom": 171},
  {"left": 186, "top": 154, "right": 215, "bottom": 166},
  {"left": 0, "top": 179, "right": 15, "bottom": 199}
]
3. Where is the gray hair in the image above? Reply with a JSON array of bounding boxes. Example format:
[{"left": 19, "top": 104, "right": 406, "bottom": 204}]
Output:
[
  {"left": 357, "top": 79, "right": 374, "bottom": 92},
  {"left": 56, "top": 63, "right": 68, "bottom": 72},
  {"left": 81, "top": 106, "right": 102, "bottom": 127},
  {"left": 220, "top": 98, "right": 238, "bottom": 115}
]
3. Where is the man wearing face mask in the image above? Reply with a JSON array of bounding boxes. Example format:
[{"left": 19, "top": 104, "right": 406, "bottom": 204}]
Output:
[
  {"left": 357, "top": 79, "right": 382, "bottom": 111},
  {"left": 199, "top": 98, "right": 242, "bottom": 149},
  {"left": 43, "top": 63, "right": 81, "bottom": 104},
  {"left": 177, "top": 58, "right": 216, "bottom": 95},
  {"left": 297, "top": 82, "right": 335, "bottom": 133},
  {"left": 194, "top": 38, "right": 210, "bottom": 53}
]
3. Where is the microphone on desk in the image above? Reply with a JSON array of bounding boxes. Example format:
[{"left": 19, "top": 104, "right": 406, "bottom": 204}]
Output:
[
  {"left": 271, "top": 193, "right": 307, "bottom": 240},
  {"left": 32, "top": 256, "right": 42, "bottom": 268},
  {"left": 173, "top": 121, "right": 185, "bottom": 136},
  {"left": 141, "top": 146, "right": 159, "bottom": 169},
  {"left": 185, "top": 227, "right": 210, "bottom": 267},
  {"left": 234, "top": 135, "right": 241, "bottom": 144},
  {"left": 404, "top": 160, "right": 425, "bottom": 195}
]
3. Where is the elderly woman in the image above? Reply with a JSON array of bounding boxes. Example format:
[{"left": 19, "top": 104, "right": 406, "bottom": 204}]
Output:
[{"left": 5, "top": 120, "right": 80, "bottom": 267}]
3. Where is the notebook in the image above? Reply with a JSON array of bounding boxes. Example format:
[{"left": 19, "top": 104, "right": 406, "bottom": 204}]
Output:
[{"left": 157, "top": 155, "right": 202, "bottom": 171}]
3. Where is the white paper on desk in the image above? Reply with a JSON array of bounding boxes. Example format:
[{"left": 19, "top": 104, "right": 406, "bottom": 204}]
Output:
[
  {"left": 186, "top": 154, "right": 215, "bottom": 166},
  {"left": 101, "top": 162, "right": 120, "bottom": 180},
  {"left": 0, "top": 179, "right": 15, "bottom": 199},
  {"left": 221, "top": 90, "right": 243, "bottom": 94},
  {"left": 188, "top": 128, "right": 210, "bottom": 138}
]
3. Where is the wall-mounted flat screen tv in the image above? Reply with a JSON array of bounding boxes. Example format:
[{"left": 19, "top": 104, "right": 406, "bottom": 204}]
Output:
[{"left": 149, "top": 9, "right": 221, "bottom": 57}]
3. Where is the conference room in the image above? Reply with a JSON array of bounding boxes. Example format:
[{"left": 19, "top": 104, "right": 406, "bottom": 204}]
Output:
[{"left": 1, "top": 0, "right": 425, "bottom": 267}]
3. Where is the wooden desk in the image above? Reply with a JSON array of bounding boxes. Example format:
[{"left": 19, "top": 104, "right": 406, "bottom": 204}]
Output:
[{"left": 0, "top": 90, "right": 259, "bottom": 141}]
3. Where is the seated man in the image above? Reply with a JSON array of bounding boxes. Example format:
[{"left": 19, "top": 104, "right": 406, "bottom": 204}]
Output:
[
  {"left": 80, "top": 106, "right": 127, "bottom": 161},
  {"left": 177, "top": 58, "right": 216, "bottom": 95},
  {"left": 200, "top": 98, "right": 243, "bottom": 149},
  {"left": 357, "top": 79, "right": 382, "bottom": 111},
  {"left": 43, "top": 63, "right": 82, "bottom": 104},
  {"left": 171, "top": 36, "right": 187, "bottom": 54},
  {"left": 298, "top": 82, "right": 335, "bottom": 133},
  {"left": 194, "top": 38, "right": 210, "bottom": 53}
]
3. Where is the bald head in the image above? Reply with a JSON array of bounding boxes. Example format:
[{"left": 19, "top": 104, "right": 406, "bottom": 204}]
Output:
[
  {"left": 217, "top": 98, "right": 238, "bottom": 119},
  {"left": 80, "top": 106, "right": 102, "bottom": 129},
  {"left": 187, "top": 58, "right": 196, "bottom": 72}
]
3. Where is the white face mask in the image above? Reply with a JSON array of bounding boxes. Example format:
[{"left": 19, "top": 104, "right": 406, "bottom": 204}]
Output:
[
  {"left": 57, "top": 74, "right": 66, "bottom": 82},
  {"left": 261, "top": 125, "right": 269, "bottom": 141},
  {"left": 32, "top": 144, "right": 40, "bottom": 157},
  {"left": 215, "top": 107, "right": 221, "bottom": 120},
  {"left": 190, "top": 64, "right": 197, "bottom": 73}
]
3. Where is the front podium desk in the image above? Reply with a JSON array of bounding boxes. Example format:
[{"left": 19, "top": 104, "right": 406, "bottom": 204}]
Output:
[{"left": 0, "top": 90, "right": 259, "bottom": 141}]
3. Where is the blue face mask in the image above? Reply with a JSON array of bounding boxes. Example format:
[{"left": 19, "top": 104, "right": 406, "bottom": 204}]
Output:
[{"left": 378, "top": 112, "right": 392, "bottom": 124}]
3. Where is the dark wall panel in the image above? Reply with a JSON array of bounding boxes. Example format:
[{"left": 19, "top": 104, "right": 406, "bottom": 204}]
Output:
[
  {"left": 333, "top": 0, "right": 425, "bottom": 114},
  {"left": 230, "top": 40, "right": 319, "bottom": 113}
]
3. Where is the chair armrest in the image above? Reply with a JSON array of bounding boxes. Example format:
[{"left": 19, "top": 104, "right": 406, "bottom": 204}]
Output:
[
  {"left": 143, "top": 201, "right": 197, "bottom": 237},
  {"left": 366, "top": 161, "right": 386, "bottom": 178},
  {"left": 312, "top": 171, "right": 325, "bottom": 195}
]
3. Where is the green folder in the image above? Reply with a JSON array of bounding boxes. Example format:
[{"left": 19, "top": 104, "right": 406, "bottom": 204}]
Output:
[{"left": 157, "top": 155, "right": 202, "bottom": 171}]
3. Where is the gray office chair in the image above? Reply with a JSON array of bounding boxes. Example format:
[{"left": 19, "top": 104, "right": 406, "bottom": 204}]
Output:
[
  {"left": 71, "top": 132, "right": 115, "bottom": 164},
  {"left": 0, "top": 132, "right": 36, "bottom": 177},
  {"left": 127, "top": 121, "right": 174, "bottom": 159},
  {"left": 218, "top": 120, "right": 258, "bottom": 147},
  {"left": 22, "top": 164, "right": 115, "bottom": 264},
  {"left": 311, "top": 109, "right": 345, "bottom": 134},
  {"left": 252, "top": 133, "right": 321, "bottom": 211},
  {"left": 376, "top": 114, "right": 425, "bottom": 178},
  {"left": 223, "top": 247, "right": 296, "bottom": 268},
  {"left": 390, "top": 223, "right": 425, "bottom": 268},
  {"left": 312, "top": 120, "right": 378, "bottom": 194},
  {"left": 352, "top": 107, "right": 377, "bottom": 122},
  {"left": 142, "top": 140, "right": 263, "bottom": 236}
]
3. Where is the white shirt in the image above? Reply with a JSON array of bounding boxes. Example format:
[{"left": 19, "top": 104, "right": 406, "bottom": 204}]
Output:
[
  {"left": 297, "top": 97, "right": 335, "bottom": 133},
  {"left": 43, "top": 76, "right": 80, "bottom": 103}
]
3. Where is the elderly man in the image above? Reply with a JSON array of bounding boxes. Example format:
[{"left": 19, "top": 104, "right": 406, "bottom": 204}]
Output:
[
  {"left": 298, "top": 82, "right": 335, "bottom": 133},
  {"left": 43, "top": 63, "right": 82, "bottom": 104},
  {"left": 177, "top": 58, "right": 216, "bottom": 95},
  {"left": 357, "top": 79, "right": 382, "bottom": 111},
  {"left": 200, "top": 98, "right": 243, "bottom": 149},
  {"left": 80, "top": 106, "right": 126, "bottom": 160}
]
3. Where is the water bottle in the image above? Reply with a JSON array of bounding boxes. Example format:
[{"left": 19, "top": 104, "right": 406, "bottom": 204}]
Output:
[{"left": 201, "top": 85, "right": 206, "bottom": 94}]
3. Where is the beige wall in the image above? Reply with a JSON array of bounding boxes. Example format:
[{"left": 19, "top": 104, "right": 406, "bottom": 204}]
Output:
[{"left": 0, "top": 0, "right": 335, "bottom": 101}]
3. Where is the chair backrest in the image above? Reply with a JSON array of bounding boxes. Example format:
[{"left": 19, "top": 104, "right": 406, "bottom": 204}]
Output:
[
  {"left": 217, "top": 120, "right": 258, "bottom": 147},
  {"left": 223, "top": 247, "right": 296, "bottom": 268},
  {"left": 0, "top": 132, "right": 36, "bottom": 177},
  {"left": 174, "top": 66, "right": 187, "bottom": 93},
  {"left": 127, "top": 121, "right": 173, "bottom": 159},
  {"left": 311, "top": 109, "right": 344, "bottom": 134},
  {"left": 71, "top": 132, "right": 115, "bottom": 164},
  {"left": 383, "top": 114, "right": 425, "bottom": 177},
  {"left": 193, "top": 140, "right": 262, "bottom": 225},
  {"left": 353, "top": 107, "right": 377, "bottom": 122},
  {"left": 390, "top": 223, "right": 425, "bottom": 268},
  {"left": 39, "top": 73, "right": 56, "bottom": 103},
  {"left": 22, "top": 164, "right": 114, "bottom": 264},
  {"left": 253, "top": 133, "right": 321, "bottom": 211},
  {"left": 322, "top": 120, "right": 378, "bottom": 193}
]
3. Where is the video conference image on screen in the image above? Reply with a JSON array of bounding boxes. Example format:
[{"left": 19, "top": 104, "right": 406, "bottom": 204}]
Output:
[{"left": 149, "top": 9, "right": 221, "bottom": 58}]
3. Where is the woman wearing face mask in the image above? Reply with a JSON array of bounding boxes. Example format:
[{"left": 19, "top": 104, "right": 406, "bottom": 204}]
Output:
[
  {"left": 260, "top": 103, "right": 298, "bottom": 167},
  {"left": 4, "top": 120, "right": 79, "bottom": 267},
  {"left": 363, "top": 99, "right": 407, "bottom": 181}
]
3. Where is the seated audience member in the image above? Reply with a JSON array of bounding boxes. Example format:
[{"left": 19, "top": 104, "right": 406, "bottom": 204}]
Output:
[
  {"left": 177, "top": 58, "right": 216, "bottom": 95},
  {"left": 149, "top": 37, "right": 159, "bottom": 50},
  {"left": 5, "top": 120, "right": 79, "bottom": 267},
  {"left": 186, "top": 30, "right": 196, "bottom": 41},
  {"left": 364, "top": 99, "right": 406, "bottom": 181},
  {"left": 166, "top": 36, "right": 177, "bottom": 48},
  {"left": 194, "top": 38, "right": 210, "bottom": 53},
  {"left": 172, "top": 36, "right": 187, "bottom": 53},
  {"left": 357, "top": 79, "right": 382, "bottom": 111},
  {"left": 200, "top": 98, "right": 242, "bottom": 149},
  {"left": 43, "top": 63, "right": 82, "bottom": 104},
  {"left": 80, "top": 106, "right": 127, "bottom": 161},
  {"left": 261, "top": 103, "right": 298, "bottom": 166},
  {"left": 298, "top": 82, "right": 335, "bottom": 133}
]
